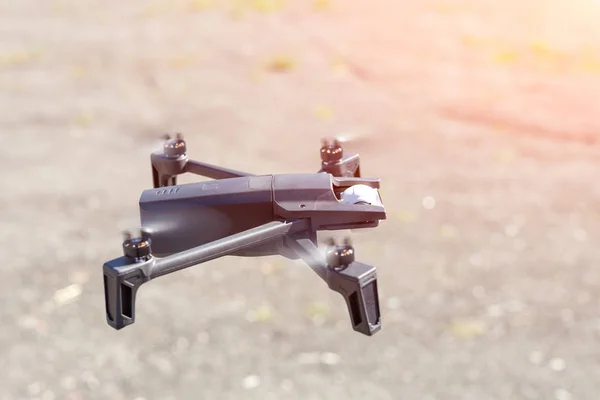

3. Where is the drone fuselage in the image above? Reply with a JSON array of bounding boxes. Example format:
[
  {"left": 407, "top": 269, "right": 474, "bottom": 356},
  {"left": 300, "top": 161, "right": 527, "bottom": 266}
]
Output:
[
  {"left": 139, "top": 173, "right": 385, "bottom": 257},
  {"left": 103, "top": 137, "right": 385, "bottom": 336}
]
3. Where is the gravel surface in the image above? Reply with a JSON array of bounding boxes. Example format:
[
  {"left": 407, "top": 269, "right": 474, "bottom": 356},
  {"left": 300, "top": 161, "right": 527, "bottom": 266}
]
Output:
[{"left": 2, "top": 1, "right": 600, "bottom": 399}]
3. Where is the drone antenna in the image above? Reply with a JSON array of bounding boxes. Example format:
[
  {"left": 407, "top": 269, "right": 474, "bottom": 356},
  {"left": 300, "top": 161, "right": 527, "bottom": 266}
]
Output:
[
  {"left": 175, "top": 132, "right": 184, "bottom": 140},
  {"left": 162, "top": 133, "right": 171, "bottom": 141},
  {"left": 122, "top": 230, "right": 132, "bottom": 241}
]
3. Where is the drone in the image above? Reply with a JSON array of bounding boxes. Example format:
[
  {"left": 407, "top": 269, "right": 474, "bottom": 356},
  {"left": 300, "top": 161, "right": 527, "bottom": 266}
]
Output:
[{"left": 103, "top": 134, "right": 386, "bottom": 336}]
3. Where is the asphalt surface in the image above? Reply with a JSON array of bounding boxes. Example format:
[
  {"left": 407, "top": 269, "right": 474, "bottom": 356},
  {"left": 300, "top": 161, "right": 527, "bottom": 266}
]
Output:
[{"left": 2, "top": 1, "right": 600, "bottom": 399}]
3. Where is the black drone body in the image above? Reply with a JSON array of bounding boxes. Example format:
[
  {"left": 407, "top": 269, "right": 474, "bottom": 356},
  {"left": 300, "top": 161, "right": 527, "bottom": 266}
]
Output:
[{"left": 103, "top": 135, "right": 386, "bottom": 336}]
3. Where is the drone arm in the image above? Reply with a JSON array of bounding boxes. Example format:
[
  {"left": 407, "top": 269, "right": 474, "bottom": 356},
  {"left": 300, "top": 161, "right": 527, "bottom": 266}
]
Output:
[
  {"left": 151, "top": 134, "right": 254, "bottom": 188},
  {"left": 286, "top": 237, "right": 382, "bottom": 336},
  {"left": 184, "top": 159, "right": 254, "bottom": 180},
  {"left": 285, "top": 237, "right": 328, "bottom": 281},
  {"left": 103, "top": 221, "right": 300, "bottom": 330},
  {"left": 149, "top": 220, "right": 292, "bottom": 279},
  {"left": 151, "top": 158, "right": 254, "bottom": 188}
]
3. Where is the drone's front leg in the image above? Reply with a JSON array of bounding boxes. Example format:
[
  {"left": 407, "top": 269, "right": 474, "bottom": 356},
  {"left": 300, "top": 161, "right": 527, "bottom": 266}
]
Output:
[
  {"left": 286, "top": 236, "right": 382, "bottom": 336},
  {"left": 103, "top": 234, "right": 153, "bottom": 329},
  {"left": 325, "top": 240, "right": 381, "bottom": 336}
]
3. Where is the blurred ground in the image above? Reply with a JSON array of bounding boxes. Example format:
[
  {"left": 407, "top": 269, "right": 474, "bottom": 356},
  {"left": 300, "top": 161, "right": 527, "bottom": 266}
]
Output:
[{"left": 2, "top": 0, "right": 600, "bottom": 399}]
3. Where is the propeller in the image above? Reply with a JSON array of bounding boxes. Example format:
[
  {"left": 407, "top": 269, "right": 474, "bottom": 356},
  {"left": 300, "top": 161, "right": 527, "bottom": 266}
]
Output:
[
  {"left": 136, "top": 133, "right": 172, "bottom": 158},
  {"left": 137, "top": 132, "right": 187, "bottom": 158},
  {"left": 328, "top": 132, "right": 378, "bottom": 152}
]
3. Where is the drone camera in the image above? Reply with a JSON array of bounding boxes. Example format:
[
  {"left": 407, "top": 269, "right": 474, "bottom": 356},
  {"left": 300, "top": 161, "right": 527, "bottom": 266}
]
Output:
[{"left": 338, "top": 184, "right": 383, "bottom": 207}]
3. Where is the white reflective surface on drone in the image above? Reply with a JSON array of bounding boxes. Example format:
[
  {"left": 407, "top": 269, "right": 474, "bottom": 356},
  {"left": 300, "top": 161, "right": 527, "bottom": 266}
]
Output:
[{"left": 339, "top": 184, "right": 383, "bottom": 206}]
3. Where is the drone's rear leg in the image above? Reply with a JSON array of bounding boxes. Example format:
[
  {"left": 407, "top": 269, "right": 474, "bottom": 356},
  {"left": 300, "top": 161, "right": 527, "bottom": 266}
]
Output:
[{"left": 152, "top": 165, "right": 177, "bottom": 188}]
